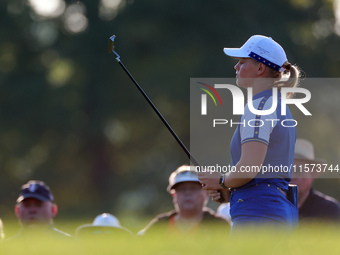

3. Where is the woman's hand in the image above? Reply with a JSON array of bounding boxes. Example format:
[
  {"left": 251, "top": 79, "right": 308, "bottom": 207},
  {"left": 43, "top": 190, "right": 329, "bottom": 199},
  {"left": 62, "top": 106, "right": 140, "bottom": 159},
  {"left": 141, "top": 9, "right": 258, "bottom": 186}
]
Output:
[
  {"left": 197, "top": 171, "right": 222, "bottom": 190},
  {"left": 208, "top": 189, "right": 231, "bottom": 203}
]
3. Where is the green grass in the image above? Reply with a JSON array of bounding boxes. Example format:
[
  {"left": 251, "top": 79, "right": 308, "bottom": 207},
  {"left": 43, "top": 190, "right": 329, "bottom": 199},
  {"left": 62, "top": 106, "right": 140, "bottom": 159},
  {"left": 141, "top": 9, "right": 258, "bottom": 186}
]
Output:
[{"left": 1, "top": 222, "right": 340, "bottom": 255}]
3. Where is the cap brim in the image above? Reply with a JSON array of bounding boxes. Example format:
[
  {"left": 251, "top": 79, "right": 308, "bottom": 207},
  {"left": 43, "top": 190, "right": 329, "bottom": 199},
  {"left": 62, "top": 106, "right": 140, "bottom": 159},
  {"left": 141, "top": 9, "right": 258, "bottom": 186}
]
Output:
[
  {"left": 167, "top": 180, "right": 201, "bottom": 193},
  {"left": 223, "top": 48, "right": 249, "bottom": 58},
  {"left": 294, "top": 155, "right": 327, "bottom": 178},
  {"left": 294, "top": 154, "right": 327, "bottom": 165},
  {"left": 16, "top": 194, "right": 50, "bottom": 203}
]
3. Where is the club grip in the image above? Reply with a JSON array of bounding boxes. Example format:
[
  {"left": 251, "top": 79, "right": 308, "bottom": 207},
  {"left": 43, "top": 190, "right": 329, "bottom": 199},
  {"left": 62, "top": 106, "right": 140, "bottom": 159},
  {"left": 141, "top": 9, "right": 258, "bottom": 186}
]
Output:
[{"left": 218, "top": 193, "right": 225, "bottom": 203}]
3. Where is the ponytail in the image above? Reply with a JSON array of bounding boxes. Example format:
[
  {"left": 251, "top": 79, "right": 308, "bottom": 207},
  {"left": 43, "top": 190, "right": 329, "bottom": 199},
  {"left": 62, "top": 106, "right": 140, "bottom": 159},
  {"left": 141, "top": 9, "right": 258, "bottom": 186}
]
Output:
[{"left": 270, "top": 61, "right": 301, "bottom": 98}]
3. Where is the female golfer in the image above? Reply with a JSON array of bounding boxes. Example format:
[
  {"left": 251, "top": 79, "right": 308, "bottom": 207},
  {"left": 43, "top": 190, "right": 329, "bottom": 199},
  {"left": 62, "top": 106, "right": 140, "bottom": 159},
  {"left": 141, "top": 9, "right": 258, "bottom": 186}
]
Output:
[{"left": 198, "top": 35, "right": 299, "bottom": 230}]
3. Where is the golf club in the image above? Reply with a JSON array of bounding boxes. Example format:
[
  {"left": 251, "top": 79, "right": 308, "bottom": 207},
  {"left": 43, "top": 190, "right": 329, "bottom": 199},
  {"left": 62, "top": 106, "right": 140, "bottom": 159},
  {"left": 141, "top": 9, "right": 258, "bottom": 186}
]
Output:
[
  {"left": 108, "top": 35, "right": 199, "bottom": 167},
  {"left": 108, "top": 35, "right": 225, "bottom": 203}
]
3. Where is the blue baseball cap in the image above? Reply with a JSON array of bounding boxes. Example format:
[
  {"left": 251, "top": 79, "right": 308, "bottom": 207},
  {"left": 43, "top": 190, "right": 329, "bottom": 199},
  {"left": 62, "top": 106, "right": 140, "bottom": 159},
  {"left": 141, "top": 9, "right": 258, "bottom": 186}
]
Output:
[{"left": 17, "top": 180, "right": 54, "bottom": 203}]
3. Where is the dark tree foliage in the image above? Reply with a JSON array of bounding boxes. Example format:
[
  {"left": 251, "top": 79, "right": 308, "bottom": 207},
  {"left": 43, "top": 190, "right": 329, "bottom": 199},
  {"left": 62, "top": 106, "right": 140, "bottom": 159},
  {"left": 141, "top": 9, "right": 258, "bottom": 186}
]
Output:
[{"left": 0, "top": 0, "right": 339, "bottom": 219}]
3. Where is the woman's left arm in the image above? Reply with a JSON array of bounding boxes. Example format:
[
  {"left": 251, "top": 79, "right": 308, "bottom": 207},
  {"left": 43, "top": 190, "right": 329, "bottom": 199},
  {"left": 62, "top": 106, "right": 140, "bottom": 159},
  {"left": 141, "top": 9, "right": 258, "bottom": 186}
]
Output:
[
  {"left": 198, "top": 141, "right": 268, "bottom": 190},
  {"left": 224, "top": 141, "right": 268, "bottom": 188}
]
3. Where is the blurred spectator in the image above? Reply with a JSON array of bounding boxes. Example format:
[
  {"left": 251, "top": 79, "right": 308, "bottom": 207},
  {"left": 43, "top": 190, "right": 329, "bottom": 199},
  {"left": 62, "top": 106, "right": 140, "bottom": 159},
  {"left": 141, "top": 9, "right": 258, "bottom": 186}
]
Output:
[
  {"left": 290, "top": 139, "right": 340, "bottom": 223},
  {"left": 0, "top": 218, "right": 4, "bottom": 241},
  {"left": 76, "top": 213, "right": 133, "bottom": 239},
  {"left": 138, "top": 165, "right": 229, "bottom": 236},
  {"left": 10, "top": 180, "right": 71, "bottom": 239}
]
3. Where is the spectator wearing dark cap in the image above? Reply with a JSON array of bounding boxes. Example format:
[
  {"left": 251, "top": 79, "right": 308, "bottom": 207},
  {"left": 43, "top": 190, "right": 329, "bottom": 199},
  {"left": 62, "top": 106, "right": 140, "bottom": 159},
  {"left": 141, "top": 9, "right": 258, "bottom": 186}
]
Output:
[
  {"left": 290, "top": 139, "right": 340, "bottom": 223},
  {"left": 12, "top": 180, "right": 71, "bottom": 238},
  {"left": 138, "top": 165, "right": 229, "bottom": 236}
]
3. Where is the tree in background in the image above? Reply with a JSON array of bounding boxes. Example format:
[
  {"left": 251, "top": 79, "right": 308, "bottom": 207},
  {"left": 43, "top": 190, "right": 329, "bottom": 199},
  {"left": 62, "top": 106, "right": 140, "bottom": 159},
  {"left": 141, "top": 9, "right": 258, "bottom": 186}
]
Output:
[{"left": 0, "top": 0, "right": 339, "bottom": 219}]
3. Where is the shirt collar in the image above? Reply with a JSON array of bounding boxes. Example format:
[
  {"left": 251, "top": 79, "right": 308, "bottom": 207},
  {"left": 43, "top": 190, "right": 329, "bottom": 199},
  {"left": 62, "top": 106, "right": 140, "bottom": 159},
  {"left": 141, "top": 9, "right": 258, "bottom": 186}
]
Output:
[{"left": 252, "top": 88, "right": 281, "bottom": 100}]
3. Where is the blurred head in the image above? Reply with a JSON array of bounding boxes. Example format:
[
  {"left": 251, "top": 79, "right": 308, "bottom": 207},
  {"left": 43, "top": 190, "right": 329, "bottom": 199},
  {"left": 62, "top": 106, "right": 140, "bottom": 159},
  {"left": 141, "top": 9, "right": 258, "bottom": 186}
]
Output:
[
  {"left": 76, "top": 213, "right": 133, "bottom": 240},
  {"left": 290, "top": 139, "right": 326, "bottom": 203},
  {"left": 15, "top": 180, "right": 57, "bottom": 228},
  {"left": 172, "top": 181, "right": 208, "bottom": 215},
  {"left": 0, "top": 218, "right": 4, "bottom": 240},
  {"left": 168, "top": 165, "right": 208, "bottom": 215}
]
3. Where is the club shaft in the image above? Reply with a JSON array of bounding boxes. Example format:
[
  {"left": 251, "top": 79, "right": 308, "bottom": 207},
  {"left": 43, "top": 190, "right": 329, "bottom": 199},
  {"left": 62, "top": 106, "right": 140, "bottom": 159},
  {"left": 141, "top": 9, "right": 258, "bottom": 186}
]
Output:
[
  {"left": 117, "top": 60, "right": 200, "bottom": 166},
  {"left": 116, "top": 56, "right": 224, "bottom": 203}
]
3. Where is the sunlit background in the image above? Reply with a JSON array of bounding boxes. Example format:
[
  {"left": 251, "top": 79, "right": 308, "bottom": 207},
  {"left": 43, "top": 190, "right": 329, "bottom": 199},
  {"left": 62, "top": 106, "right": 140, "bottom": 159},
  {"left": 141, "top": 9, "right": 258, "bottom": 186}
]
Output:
[{"left": 1, "top": 0, "right": 340, "bottom": 233}]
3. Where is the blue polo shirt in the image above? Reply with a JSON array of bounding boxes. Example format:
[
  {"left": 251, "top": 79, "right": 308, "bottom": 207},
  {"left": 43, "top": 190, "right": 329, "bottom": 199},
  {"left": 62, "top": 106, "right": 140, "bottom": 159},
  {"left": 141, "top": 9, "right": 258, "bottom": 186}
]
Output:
[{"left": 230, "top": 89, "right": 296, "bottom": 191}]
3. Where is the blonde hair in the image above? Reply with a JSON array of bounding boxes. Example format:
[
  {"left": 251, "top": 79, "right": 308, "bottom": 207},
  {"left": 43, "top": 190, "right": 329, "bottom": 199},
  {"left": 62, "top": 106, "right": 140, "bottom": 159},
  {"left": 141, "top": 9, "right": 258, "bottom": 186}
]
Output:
[{"left": 267, "top": 61, "right": 301, "bottom": 98}]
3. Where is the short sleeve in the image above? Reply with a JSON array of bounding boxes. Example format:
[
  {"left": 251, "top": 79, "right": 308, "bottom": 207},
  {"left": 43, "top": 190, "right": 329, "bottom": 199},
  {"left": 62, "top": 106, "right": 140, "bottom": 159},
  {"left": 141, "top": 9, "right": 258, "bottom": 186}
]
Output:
[{"left": 240, "top": 96, "right": 278, "bottom": 145}]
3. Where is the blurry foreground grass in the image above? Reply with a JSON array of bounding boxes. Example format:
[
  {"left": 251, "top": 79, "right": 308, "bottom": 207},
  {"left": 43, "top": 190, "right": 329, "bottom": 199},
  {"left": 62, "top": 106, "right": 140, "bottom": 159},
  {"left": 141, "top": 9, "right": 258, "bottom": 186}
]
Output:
[{"left": 1, "top": 222, "right": 340, "bottom": 255}]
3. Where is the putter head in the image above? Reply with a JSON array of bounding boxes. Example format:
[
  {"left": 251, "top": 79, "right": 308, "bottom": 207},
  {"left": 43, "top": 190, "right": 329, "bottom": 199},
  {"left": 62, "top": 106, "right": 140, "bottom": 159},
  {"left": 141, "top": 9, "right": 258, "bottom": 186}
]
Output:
[
  {"left": 108, "top": 35, "right": 120, "bottom": 61},
  {"left": 108, "top": 35, "right": 116, "bottom": 53}
]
